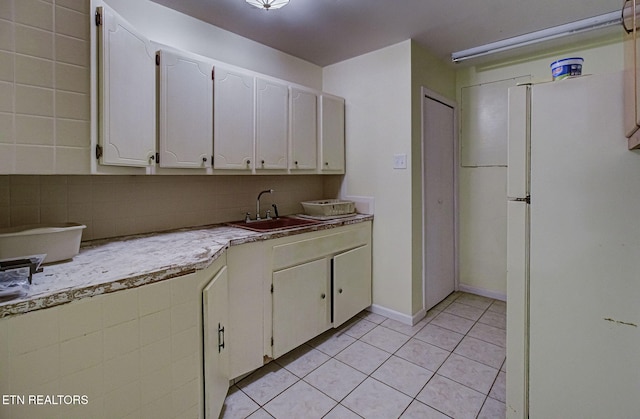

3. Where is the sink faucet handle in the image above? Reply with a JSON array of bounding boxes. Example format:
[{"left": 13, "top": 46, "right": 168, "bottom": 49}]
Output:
[
  {"left": 265, "top": 209, "right": 272, "bottom": 220},
  {"left": 245, "top": 212, "right": 251, "bottom": 223},
  {"left": 272, "top": 203, "right": 279, "bottom": 219}
]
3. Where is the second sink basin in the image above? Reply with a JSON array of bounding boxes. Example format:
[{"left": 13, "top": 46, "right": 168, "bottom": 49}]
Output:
[{"left": 228, "top": 216, "right": 321, "bottom": 232}]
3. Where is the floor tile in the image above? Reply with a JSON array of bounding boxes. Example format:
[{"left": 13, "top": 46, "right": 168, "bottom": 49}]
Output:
[
  {"left": 429, "top": 312, "right": 475, "bottom": 335},
  {"left": 478, "top": 397, "right": 506, "bottom": 419},
  {"left": 438, "top": 353, "right": 499, "bottom": 395},
  {"left": 275, "top": 345, "right": 330, "bottom": 378},
  {"left": 454, "top": 336, "right": 505, "bottom": 369},
  {"left": 247, "top": 408, "right": 274, "bottom": 418},
  {"left": 489, "top": 371, "right": 506, "bottom": 403},
  {"left": 478, "top": 310, "right": 506, "bottom": 330},
  {"left": 357, "top": 310, "right": 387, "bottom": 325},
  {"left": 308, "top": 329, "right": 356, "bottom": 357},
  {"left": 220, "top": 386, "right": 260, "bottom": 419},
  {"left": 360, "top": 325, "right": 410, "bottom": 353},
  {"left": 417, "top": 374, "right": 485, "bottom": 419},
  {"left": 380, "top": 318, "right": 426, "bottom": 336},
  {"left": 342, "top": 317, "right": 378, "bottom": 339},
  {"left": 342, "top": 377, "right": 412, "bottom": 419},
  {"left": 423, "top": 309, "right": 441, "bottom": 323},
  {"left": 303, "top": 358, "right": 366, "bottom": 402},
  {"left": 371, "top": 355, "right": 434, "bottom": 397},
  {"left": 400, "top": 400, "right": 450, "bottom": 419},
  {"left": 454, "top": 293, "right": 493, "bottom": 310},
  {"left": 468, "top": 322, "right": 506, "bottom": 348},
  {"left": 487, "top": 300, "right": 506, "bottom": 314},
  {"left": 395, "top": 338, "right": 450, "bottom": 372},
  {"left": 443, "top": 302, "right": 485, "bottom": 321},
  {"left": 237, "top": 362, "right": 298, "bottom": 405},
  {"left": 414, "top": 323, "right": 464, "bottom": 351},
  {"left": 323, "top": 404, "right": 362, "bottom": 419},
  {"left": 263, "top": 381, "right": 335, "bottom": 419},
  {"left": 334, "top": 340, "right": 390, "bottom": 375}
]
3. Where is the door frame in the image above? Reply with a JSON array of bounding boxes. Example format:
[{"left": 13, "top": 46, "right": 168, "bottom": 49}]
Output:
[{"left": 420, "top": 87, "right": 459, "bottom": 312}]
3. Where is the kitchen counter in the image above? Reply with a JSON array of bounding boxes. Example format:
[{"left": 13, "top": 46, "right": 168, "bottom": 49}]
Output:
[{"left": 0, "top": 214, "right": 372, "bottom": 318}]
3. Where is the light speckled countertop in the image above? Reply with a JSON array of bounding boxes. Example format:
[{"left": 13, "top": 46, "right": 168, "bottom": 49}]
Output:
[{"left": 0, "top": 215, "right": 372, "bottom": 317}]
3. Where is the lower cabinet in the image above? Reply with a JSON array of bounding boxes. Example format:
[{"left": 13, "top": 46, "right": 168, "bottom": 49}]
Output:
[
  {"left": 202, "top": 265, "right": 229, "bottom": 418},
  {"left": 333, "top": 244, "right": 373, "bottom": 327}
]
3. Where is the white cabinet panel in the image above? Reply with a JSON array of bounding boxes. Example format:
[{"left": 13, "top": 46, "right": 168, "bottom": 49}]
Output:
[
  {"left": 256, "top": 78, "right": 288, "bottom": 170},
  {"left": 290, "top": 88, "right": 317, "bottom": 170},
  {"left": 272, "top": 258, "right": 331, "bottom": 358},
  {"left": 623, "top": 0, "right": 640, "bottom": 147},
  {"left": 158, "top": 49, "right": 213, "bottom": 168},
  {"left": 333, "top": 245, "right": 372, "bottom": 327},
  {"left": 213, "top": 67, "right": 255, "bottom": 170},
  {"left": 97, "top": 6, "right": 155, "bottom": 167},
  {"left": 202, "top": 265, "right": 229, "bottom": 419},
  {"left": 319, "top": 95, "right": 345, "bottom": 173}
]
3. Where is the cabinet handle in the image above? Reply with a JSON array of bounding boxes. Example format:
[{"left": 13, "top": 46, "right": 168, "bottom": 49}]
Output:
[
  {"left": 217, "top": 323, "right": 225, "bottom": 353},
  {"left": 321, "top": 293, "right": 326, "bottom": 299}
]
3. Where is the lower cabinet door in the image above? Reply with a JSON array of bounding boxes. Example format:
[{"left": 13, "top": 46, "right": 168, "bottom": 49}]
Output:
[
  {"left": 272, "top": 258, "right": 331, "bottom": 358},
  {"left": 333, "top": 244, "right": 372, "bottom": 327},
  {"left": 202, "top": 266, "right": 230, "bottom": 418}
]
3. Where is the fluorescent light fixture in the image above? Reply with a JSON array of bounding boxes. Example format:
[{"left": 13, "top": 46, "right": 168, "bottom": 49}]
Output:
[
  {"left": 246, "top": 0, "right": 289, "bottom": 10},
  {"left": 451, "top": 10, "right": 622, "bottom": 63}
]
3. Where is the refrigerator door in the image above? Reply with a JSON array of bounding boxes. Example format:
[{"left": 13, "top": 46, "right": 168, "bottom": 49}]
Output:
[
  {"left": 507, "top": 85, "right": 530, "bottom": 199},
  {"left": 529, "top": 72, "right": 640, "bottom": 417},
  {"left": 505, "top": 200, "right": 529, "bottom": 419}
]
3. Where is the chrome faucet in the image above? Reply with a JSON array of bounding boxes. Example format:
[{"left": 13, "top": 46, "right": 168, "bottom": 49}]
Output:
[{"left": 256, "top": 189, "right": 274, "bottom": 220}]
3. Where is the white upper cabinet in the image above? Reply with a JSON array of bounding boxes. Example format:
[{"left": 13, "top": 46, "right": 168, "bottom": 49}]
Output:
[
  {"left": 158, "top": 49, "right": 213, "bottom": 168},
  {"left": 256, "top": 78, "right": 288, "bottom": 170},
  {"left": 319, "top": 95, "right": 345, "bottom": 173},
  {"left": 623, "top": 0, "right": 640, "bottom": 148},
  {"left": 290, "top": 88, "right": 317, "bottom": 171},
  {"left": 97, "top": 6, "right": 156, "bottom": 167},
  {"left": 213, "top": 67, "right": 255, "bottom": 170}
]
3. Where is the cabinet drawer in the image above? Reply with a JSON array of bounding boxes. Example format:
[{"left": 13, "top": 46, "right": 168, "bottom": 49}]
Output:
[{"left": 272, "top": 223, "right": 370, "bottom": 270}]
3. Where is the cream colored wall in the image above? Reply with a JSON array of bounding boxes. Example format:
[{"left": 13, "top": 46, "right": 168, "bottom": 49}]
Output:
[
  {"left": 102, "top": 0, "right": 322, "bottom": 89},
  {"left": 456, "top": 37, "right": 626, "bottom": 297},
  {"left": 323, "top": 41, "right": 414, "bottom": 317},
  {"left": 410, "top": 41, "right": 456, "bottom": 314},
  {"left": 0, "top": 175, "right": 334, "bottom": 241}
]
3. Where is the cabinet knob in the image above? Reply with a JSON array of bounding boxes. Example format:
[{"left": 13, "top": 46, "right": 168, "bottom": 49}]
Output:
[
  {"left": 321, "top": 293, "right": 326, "bottom": 299},
  {"left": 294, "top": 161, "right": 298, "bottom": 165},
  {"left": 338, "top": 288, "right": 343, "bottom": 294},
  {"left": 325, "top": 162, "right": 329, "bottom": 166},
  {"left": 246, "top": 159, "right": 251, "bottom": 165},
  {"left": 261, "top": 160, "right": 265, "bottom": 165},
  {"left": 202, "top": 157, "right": 207, "bottom": 162}
]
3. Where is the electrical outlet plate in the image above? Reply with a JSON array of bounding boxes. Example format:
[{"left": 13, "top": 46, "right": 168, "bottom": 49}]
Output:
[{"left": 393, "top": 153, "right": 407, "bottom": 169}]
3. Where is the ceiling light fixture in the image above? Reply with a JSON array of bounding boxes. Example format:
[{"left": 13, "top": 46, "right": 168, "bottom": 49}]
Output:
[
  {"left": 451, "top": 10, "right": 622, "bottom": 63},
  {"left": 245, "top": 0, "right": 289, "bottom": 10}
]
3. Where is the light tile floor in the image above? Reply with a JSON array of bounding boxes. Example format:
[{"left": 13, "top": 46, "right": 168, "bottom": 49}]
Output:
[{"left": 220, "top": 292, "right": 506, "bottom": 419}]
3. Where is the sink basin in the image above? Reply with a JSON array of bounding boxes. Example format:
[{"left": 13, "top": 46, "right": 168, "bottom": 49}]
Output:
[{"left": 228, "top": 216, "right": 321, "bottom": 232}]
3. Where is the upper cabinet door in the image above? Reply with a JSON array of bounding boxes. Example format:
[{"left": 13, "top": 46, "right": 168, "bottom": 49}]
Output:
[
  {"left": 213, "top": 67, "right": 255, "bottom": 170},
  {"left": 158, "top": 50, "right": 213, "bottom": 168},
  {"left": 290, "top": 88, "right": 317, "bottom": 170},
  {"left": 319, "top": 95, "right": 345, "bottom": 173},
  {"left": 256, "top": 78, "right": 288, "bottom": 170},
  {"left": 97, "top": 6, "right": 156, "bottom": 167}
]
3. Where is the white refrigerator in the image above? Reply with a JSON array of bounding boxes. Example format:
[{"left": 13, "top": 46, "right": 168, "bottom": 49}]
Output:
[{"left": 506, "top": 71, "right": 640, "bottom": 418}]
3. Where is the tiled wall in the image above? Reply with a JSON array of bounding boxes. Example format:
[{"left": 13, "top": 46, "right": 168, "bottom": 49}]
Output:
[
  {"left": 0, "top": 255, "right": 224, "bottom": 418},
  {"left": 0, "top": 175, "right": 341, "bottom": 241},
  {"left": 0, "top": 0, "right": 91, "bottom": 174}
]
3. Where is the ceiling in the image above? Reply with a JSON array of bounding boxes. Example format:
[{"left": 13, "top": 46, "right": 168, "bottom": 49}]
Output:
[{"left": 150, "top": 0, "right": 623, "bottom": 67}]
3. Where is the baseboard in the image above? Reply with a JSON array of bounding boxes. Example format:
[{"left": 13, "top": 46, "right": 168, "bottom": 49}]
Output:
[
  {"left": 458, "top": 284, "right": 506, "bottom": 302},
  {"left": 368, "top": 304, "right": 427, "bottom": 326}
]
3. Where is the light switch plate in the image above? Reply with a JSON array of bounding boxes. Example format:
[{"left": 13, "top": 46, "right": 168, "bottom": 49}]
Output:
[{"left": 393, "top": 153, "right": 407, "bottom": 169}]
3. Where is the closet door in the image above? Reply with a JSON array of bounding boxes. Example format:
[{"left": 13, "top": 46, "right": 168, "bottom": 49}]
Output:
[
  {"left": 158, "top": 49, "right": 213, "bottom": 168},
  {"left": 97, "top": 6, "right": 155, "bottom": 167}
]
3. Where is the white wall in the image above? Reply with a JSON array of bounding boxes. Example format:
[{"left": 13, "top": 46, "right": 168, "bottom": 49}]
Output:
[
  {"left": 456, "top": 36, "right": 626, "bottom": 298},
  {"left": 323, "top": 41, "right": 414, "bottom": 318},
  {"left": 102, "top": 0, "right": 322, "bottom": 89}
]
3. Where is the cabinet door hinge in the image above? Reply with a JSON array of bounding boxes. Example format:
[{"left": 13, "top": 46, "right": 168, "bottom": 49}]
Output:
[
  {"left": 271, "top": 337, "right": 274, "bottom": 346},
  {"left": 270, "top": 284, "right": 274, "bottom": 293},
  {"left": 155, "top": 152, "right": 160, "bottom": 164},
  {"left": 95, "top": 144, "right": 103, "bottom": 160},
  {"left": 211, "top": 67, "right": 215, "bottom": 80},
  {"left": 156, "top": 53, "right": 160, "bottom": 66},
  {"left": 95, "top": 8, "right": 102, "bottom": 26}
]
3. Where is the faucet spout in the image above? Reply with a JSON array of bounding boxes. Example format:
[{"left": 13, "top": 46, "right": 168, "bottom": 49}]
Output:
[{"left": 256, "top": 189, "right": 274, "bottom": 220}]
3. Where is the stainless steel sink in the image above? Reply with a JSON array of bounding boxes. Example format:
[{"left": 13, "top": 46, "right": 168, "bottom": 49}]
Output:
[{"left": 227, "top": 216, "right": 321, "bottom": 232}]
